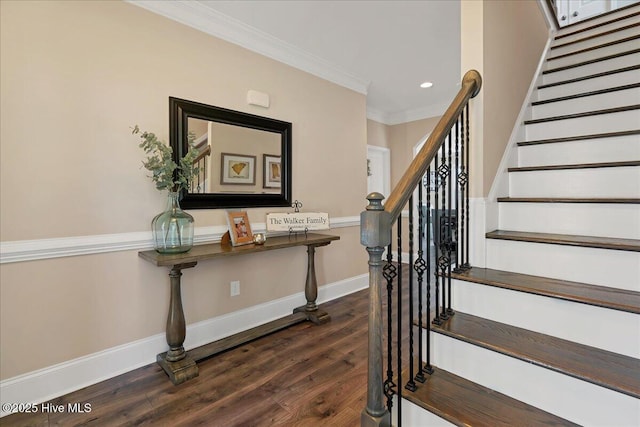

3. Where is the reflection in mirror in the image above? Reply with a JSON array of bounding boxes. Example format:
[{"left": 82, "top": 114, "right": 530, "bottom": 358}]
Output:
[{"left": 170, "top": 97, "right": 292, "bottom": 209}]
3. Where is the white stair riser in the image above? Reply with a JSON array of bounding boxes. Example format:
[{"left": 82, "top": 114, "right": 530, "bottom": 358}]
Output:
[
  {"left": 486, "top": 239, "right": 640, "bottom": 290},
  {"left": 518, "top": 135, "right": 640, "bottom": 166},
  {"left": 537, "top": 69, "right": 640, "bottom": 100},
  {"left": 509, "top": 166, "right": 640, "bottom": 198},
  {"left": 546, "top": 38, "right": 640, "bottom": 69},
  {"left": 498, "top": 202, "right": 640, "bottom": 239},
  {"left": 525, "top": 109, "right": 640, "bottom": 140},
  {"left": 430, "top": 333, "right": 640, "bottom": 427},
  {"left": 531, "top": 87, "right": 640, "bottom": 119},
  {"left": 542, "top": 52, "right": 640, "bottom": 84},
  {"left": 551, "top": 25, "right": 640, "bottom": 56},
  {"left": 554, "top": 11, "right": 640, "bottom": 42},
  {"left": 399, "top": 398, "right": 455, "bottom": 427},
  {"left": 451, "top": 279, "right": 640, "bottom": 357}
]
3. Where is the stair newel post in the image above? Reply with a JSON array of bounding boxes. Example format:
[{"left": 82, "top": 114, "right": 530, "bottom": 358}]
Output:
[{"left": 360, "top": 192, "right": 392, "bottom": 427}]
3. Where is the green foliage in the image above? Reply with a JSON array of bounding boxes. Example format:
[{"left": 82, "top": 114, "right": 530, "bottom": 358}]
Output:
[{"left": 132, "top": 125, "right": 200, "bottom": 193}]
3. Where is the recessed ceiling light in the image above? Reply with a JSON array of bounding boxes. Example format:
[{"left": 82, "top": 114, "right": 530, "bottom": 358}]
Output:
[{"left": 420, "top": 81, "right": 433, "bottom": 88}]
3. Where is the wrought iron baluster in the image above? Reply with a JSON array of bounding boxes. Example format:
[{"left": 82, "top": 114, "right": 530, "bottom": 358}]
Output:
[
  {"left": 446, "top": 128, "right": 454, "bottom": 316},
  {"left": 396, "top": 218, "right": 403, "bottom": 425},
  {"left": 464, "top": 103, "right": 471, "bottom": 269},
  {"left": 414, "top": 184, "right": 427, "bottom": 383},
  {"left": 382, "top": 242, "right": 397, "bottom": 413},
  {"left": 424, "top": 170, "right": 434, "bottom": 374},
  {"left": 437, "top": 142, "right": 449, "bottom": 321},
  {"left": 458, "top": 107, "right": 468, "bottom": 269},
  {"left": 432, "top": 152, "right": 442, "bottom": 326},
  {"left": 406, "top": 196, "right": 417, "bottom": 392}
]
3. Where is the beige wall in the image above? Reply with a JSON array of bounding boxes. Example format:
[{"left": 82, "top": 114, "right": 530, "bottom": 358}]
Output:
[
  {"left": 462, "top": 0, "right": 548, "bottom": 197},
  {"left": 0, "top": 1, "right": 367, "bottom": 380}
]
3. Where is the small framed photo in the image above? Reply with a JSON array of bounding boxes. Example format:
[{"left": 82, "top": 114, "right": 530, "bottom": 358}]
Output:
[
  {"left": 263, "top": 154, "right": 281, "bottom": 189},
  {"left": 221, "top": 153, "right": 256, "bottom": 185},
  {"left": 226, "top": 211, "right": 254, "bottom": 246}
]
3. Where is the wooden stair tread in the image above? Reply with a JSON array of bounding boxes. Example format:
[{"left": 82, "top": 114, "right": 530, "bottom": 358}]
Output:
[
  {"left": 431, "top": 312, "right": 640, "bottom": 398},
  {"left": 543, "top": 48, "right": 640, "bottom": 74},
  {"left": 552, "top": 22, "right": 640, "bottom": 50},
  {"left": 508, "top": 160, "right": 640, "bottom": 172},
  {"left": 450, "top": 267, "right": 640, "bottom": 314},
  {"left": 497, "top": 197, "right": 640, "bottom": 204},
  {"left": 538, "top": 65, "right": 640, "bottom": 89},
  {"left": 531, "top": 83, "right": 640, "bottom": 105},
  {"left": 548, "top": 34, "right": 640, "bottom": 61},
  {"left": 517, "top": 129, "right": 640, "bottom": 146},
  {"left": 486, "top": 230, "right": 640, "bottom": 252},
  {"left": 555, "top": 9, "right": 640, "bottom": 40},
  {"left": 402, "top": 367, "right": 579, "bottom": 427},
  {"left": 524, "top": 105, "right": 640, "bottom": 124}
]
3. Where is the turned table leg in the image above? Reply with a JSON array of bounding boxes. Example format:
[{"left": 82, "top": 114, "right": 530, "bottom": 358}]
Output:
[
  {"left": 156, "top": 262, "right": 198, "bottom": 385},
  {"left": 294, "top": 243, "right": 330, "bottom": 324}
]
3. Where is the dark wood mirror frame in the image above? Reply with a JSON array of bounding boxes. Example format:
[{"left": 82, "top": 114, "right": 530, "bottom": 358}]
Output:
[{"left": 170, "top": 97, "right": 292, "bottom": 209}]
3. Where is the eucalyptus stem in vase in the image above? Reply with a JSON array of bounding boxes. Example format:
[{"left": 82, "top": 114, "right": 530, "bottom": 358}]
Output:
[{"left": 133, "top": 125, "right": 200, "bottom": 254}]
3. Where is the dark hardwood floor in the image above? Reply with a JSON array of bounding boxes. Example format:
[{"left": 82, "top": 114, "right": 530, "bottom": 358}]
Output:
[
  {"left": 2, "top": 288, "right": 375, "bottom": 426},
  {"left": 2, "top": 262, "right": 431, "bottom": 427}
]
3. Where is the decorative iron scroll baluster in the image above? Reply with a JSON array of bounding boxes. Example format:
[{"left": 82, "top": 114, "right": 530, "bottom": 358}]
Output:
[
  {"left": 464, "top": 103, "right": 471, "bottom": 270},
  {"left": 396, "top": 218, "right": 403, "bottom": 426},
  {"left": 382, "top": 243, "right": 396, "bottom": 413},
  {"left": 406, "top": 196, "right": 417, "bottom": 392},
  {"left": 414, "top": 184, "right": 427, "bottom": 383},
  {"left": 424, "top": 167, "right": 434, "bottom": 374},
  {"left": 437, "top": 142, "right": 450, "bottom": 322},
  {"left": 446, "top": 128, "right": 454, "bottom": 317},
  {"left": 457, "top": 107, "right": 468, "bottom": 270},
  {"left": 432, "top": 152, "right": 442, "bottom": 327}
]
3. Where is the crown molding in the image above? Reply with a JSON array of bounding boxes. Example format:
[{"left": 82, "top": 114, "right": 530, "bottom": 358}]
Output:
[{"left": 126, "top": 0, "right": 370, "bottom": 95}]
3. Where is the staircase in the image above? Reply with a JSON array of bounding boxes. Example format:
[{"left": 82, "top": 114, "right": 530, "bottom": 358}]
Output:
[{"left": 402, "top": 6, "right": 640, "bottom": 426}]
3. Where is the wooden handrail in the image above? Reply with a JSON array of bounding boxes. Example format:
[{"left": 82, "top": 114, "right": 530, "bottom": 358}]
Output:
[
  {"left": 193, "top": 145, "right": 211, "bottom": 164},
  {"left": 383, "top": 70, "right": 482, "bottom": 222}
]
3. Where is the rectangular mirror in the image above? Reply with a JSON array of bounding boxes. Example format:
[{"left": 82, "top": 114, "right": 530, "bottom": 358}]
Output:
[{"left": 170, "top": 97, "right": 292, "bottom": 209}]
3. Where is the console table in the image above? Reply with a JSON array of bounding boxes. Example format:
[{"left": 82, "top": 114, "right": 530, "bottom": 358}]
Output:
[{"left": 138, "top": 232, "right": 339, "bottom": 384}]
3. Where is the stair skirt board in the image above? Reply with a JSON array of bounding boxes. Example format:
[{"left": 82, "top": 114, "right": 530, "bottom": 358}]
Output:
[
  {"left": 486, "top": 239, "right": 640, "bottom": 291},
  {"left": 517, "top": 135, "right": 640, "bottom": 166},
  {"left": 550, "top": 24, "right": 640, "bottom": 56},
  {"left": 537, "top": 68, "right": 640, "bottom": 99},
  {"left": 428, "top": 333, "right": 640, "bottom": 427},
  {"left": 546, "top": 36, "right": 640, "bottom": 69},
  {"left": 508, "top": 166, "right": 640, "bottom": 198},
  {"left": 498, "top": 202, "right": 640, "bottom": 239},
  {"left": 450, "top": 279, "right": 640, "bottom": 357},
  {"left": 531, "top": 86, "right": 640, "bottom": 119},
  {"left": 524, "top": 108, "right": 640, "bottom": 140},
  {"left": 541, "top": 52, "right": 640, "bottom": 85}
]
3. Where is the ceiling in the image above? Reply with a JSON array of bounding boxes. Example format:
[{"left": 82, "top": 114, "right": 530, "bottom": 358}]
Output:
[{"left": 130, "top": 1, "right": 461, "bottom": 125}]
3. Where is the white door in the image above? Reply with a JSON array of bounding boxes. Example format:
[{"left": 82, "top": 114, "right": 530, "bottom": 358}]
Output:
[
  {"left": 367, "top": 145, "right": 390, "bottom": 198},
  {"left": 568, "top": 0, "right": 609, "bottom": 23}
]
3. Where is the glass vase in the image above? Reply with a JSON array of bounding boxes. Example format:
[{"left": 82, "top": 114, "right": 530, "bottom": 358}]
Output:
[{"left": 152, "top": 192, "right": 194, "bottom": 254}]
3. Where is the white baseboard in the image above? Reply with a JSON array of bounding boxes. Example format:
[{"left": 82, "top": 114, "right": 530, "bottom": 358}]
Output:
[{"left": 0, "top": 273, "right": 368, "bottom": 417}]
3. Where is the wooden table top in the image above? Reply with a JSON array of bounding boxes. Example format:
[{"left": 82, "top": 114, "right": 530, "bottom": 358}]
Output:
[{"left": 138, "top": 233, "right": 340, "bottom": 267}]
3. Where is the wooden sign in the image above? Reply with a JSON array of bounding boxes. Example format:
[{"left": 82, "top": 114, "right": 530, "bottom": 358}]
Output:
[{"left": 266, "top": 212, "right": 330, "bottom": 232}]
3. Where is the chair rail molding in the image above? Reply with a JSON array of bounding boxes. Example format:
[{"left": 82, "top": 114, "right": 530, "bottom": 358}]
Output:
[{"left": 0, "top": 216, "right": 360, "bottom": 264}]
